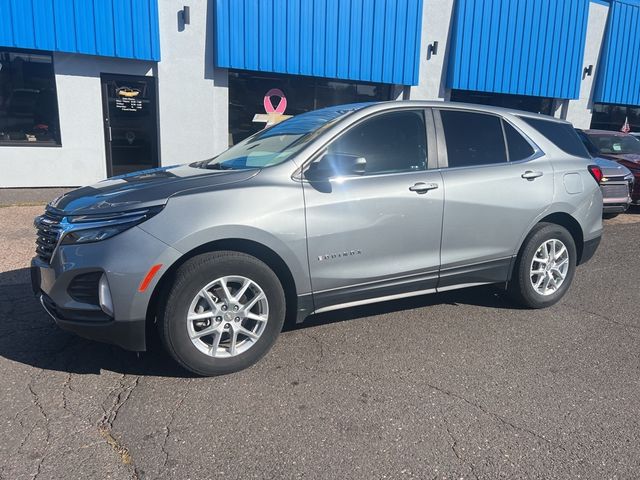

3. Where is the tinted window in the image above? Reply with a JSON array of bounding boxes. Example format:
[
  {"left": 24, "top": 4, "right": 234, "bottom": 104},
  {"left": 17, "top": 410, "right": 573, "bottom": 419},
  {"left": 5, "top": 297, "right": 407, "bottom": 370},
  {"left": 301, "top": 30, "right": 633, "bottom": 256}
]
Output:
[
  {"left": 0, "top": 49, "right": 61, "bottom": 145},
  {"left": 503, "top": 121, "right": 535, "bottom": 161},
  {"left": 328, "top": 110, "right": 427, "bottom": 175},
  {"left": 586, "top": 133, "right": 640, "bottom": 155},
  {"left": 521, "top": 117, "right": 589, "bottom": 159},
  {"left": 575, "top": 129, "right": 599, "bottom": 156},
  {"left": 440, "top": 110, "right": 507, "bottom": 167}
]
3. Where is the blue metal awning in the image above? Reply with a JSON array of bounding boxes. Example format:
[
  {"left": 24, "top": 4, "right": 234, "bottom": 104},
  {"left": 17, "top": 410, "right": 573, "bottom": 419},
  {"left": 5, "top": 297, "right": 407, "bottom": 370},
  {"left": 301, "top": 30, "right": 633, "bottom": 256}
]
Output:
[
  {"left": 214, "top": 0, "right": 424, "bottom": 86},
  {"left": 0, "top": 0, "right": 160, "bottom": 61},
  {"left": 594, "top": 0, "right": 640, "bottom": 106},
  {"left": 447, "top": 0, "right": 590, "bottom": 99}
]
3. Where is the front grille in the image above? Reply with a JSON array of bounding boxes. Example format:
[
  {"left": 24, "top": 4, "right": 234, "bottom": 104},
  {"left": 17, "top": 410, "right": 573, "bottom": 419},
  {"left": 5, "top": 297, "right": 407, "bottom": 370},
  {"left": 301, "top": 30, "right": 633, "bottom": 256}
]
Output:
[
  {"left": 68, "top": 272, "right": 101, "bottom": 305},
  {"left": 35, "top": 208, "right": 64, "bottom": 262},
  {"left": 601, "top": 183, "right": 631, "bottom": 200}
]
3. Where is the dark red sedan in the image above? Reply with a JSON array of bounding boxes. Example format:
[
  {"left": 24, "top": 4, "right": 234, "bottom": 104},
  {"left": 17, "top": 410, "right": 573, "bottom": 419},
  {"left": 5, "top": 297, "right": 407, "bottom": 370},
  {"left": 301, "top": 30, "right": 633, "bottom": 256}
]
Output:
[{"left": 578, "top": 129, "right": 640, "bottom": 204}]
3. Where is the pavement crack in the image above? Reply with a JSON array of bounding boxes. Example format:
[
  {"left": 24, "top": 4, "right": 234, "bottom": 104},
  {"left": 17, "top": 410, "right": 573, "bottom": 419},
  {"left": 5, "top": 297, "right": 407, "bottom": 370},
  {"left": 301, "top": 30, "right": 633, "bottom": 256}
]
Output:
[
  {"left": 564, "top": 303, "right": 640, "bottom": 335},
  {"left": 441, "top": 407, "right": 480, "bottom": 480},
  {"left": 97, "top": 374, "right": 141, "bottom": 473},
  {"left": 160, "top": 381, "right": 193, "bottom": 476},
  {"left": 27, "top": 371, "right": 50, "bottom": 480},
  {"left": 427, "top": 382, "right": 563, "bottom": 453}
]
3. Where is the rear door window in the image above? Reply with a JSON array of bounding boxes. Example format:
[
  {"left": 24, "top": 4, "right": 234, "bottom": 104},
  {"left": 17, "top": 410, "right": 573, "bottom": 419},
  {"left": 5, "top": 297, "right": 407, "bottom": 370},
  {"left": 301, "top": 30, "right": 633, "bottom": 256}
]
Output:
[{"left": 439, "top": 110, "right": 507, "bottom": 167}]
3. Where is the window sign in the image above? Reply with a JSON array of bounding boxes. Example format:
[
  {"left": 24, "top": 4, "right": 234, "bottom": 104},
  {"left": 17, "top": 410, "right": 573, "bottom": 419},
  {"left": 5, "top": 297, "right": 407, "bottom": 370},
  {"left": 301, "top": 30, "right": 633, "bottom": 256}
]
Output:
[
  {"left": 229, "top": 70, "right": 393, "bottom": 146},
  {"left": 115, "top": 87, "right": 143, "bottom": 112},
  {"left": 0, "top": 49, "right": 61, "bottom": 146},
  {"left": 253, "top": 88, "right": 292, "bottom": 128}
]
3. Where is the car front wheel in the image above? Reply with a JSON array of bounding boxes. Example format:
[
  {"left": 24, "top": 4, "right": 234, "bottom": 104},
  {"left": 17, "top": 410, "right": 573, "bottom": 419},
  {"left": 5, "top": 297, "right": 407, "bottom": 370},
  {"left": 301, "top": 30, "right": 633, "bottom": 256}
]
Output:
[
  {"left": 159, "top": 251, "right": 286, "bottom": 376},
  {"left": 508, "top": 223, "right": 577, "bottom": 309}
]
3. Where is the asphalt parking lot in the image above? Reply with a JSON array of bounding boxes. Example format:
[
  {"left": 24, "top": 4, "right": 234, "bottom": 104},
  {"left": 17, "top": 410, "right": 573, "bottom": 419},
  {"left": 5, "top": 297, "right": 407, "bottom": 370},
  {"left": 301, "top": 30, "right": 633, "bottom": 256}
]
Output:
[{"left": 1, "top": 205, "right": 639, "bottom": 480}]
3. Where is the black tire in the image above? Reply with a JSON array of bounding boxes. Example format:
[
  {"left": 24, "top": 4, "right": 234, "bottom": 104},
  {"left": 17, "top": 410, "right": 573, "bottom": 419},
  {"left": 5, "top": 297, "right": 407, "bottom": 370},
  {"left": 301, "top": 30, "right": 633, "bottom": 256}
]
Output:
[
  {"left": 158, "top": 251, "right": 286, "bottom": 376},
  {"left": 508, "top": 223, "right": 577, "bottom": 309}
]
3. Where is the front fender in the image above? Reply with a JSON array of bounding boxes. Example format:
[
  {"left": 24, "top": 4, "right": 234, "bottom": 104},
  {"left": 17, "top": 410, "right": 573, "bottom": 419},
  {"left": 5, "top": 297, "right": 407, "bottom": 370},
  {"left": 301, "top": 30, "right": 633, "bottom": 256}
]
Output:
[{"left": 138, "top": 182, "right": 311, "bottom": 295}]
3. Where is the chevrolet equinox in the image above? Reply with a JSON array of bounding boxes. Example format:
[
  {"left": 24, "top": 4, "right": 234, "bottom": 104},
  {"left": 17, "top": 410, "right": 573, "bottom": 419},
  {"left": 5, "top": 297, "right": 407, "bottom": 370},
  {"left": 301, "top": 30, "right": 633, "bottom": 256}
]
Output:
[{"left": 33, "top": 102, "right": 603, "bottom": 375}]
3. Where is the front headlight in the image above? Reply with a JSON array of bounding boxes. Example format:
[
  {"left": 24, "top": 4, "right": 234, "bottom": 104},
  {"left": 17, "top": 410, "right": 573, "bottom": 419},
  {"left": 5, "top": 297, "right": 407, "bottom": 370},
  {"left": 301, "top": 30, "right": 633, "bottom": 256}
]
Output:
[{"left": 60, "top": 206, "right": 163, "bottom": 245}]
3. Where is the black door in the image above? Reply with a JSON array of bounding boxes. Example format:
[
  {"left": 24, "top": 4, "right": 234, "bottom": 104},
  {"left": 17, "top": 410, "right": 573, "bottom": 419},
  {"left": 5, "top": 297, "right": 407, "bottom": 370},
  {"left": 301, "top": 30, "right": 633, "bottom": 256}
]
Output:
[{"left": 101, "top": 74, "right": 159, "bottom": 177}]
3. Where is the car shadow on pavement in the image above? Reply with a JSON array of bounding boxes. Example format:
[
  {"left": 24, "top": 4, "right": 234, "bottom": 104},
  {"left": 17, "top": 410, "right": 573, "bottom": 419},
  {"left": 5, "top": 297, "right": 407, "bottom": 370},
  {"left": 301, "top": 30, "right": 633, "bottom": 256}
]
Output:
[
  {"left": 0, "top": 268, "right": 196, "bottom": 378},
  {"left": 1, "top": 267, "right": 518, "bottom": 377}
]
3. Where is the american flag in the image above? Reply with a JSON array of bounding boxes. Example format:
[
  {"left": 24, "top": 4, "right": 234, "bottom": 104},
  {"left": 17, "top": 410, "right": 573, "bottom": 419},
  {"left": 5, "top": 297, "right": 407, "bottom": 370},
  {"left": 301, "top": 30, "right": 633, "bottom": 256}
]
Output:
[{"left": 621, "top": 116, "right": 631, "bottom": 134}]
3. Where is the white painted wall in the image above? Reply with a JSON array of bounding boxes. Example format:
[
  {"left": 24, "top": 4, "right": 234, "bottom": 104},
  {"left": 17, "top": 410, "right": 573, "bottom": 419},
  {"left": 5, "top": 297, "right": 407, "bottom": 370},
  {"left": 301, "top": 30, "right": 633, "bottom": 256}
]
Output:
[
  {"left": 565, "top": 1, "right": 610, "bottom": 128},
  {"left": 0, "top": 54, "right": 154, "bottom": 188},
  {"left": 1, "top": 0, "right": 229, "bottom": 188},
  {"left": 409, "top": 0, "right": 456, "bottom": 101},
  {"left": 156, "top": 0, "right": 228, "bottom": 165}
]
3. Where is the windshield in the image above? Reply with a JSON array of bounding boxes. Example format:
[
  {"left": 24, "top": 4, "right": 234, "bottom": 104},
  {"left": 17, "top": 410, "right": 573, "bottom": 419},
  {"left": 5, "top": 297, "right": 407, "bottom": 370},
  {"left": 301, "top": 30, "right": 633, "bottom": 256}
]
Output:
[
  {"left": 195, "top": 103, "right": 372, "bottom": 170},
  {"left": 588, "top": 133, "right": 640, "bottom": 155}
]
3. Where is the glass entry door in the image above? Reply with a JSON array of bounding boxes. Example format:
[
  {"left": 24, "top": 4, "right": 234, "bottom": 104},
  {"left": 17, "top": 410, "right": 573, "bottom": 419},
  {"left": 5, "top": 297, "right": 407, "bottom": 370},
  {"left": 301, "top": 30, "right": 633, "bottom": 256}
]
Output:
[{"left": 101, "top": 74, "right": 159, "bottom": 177}]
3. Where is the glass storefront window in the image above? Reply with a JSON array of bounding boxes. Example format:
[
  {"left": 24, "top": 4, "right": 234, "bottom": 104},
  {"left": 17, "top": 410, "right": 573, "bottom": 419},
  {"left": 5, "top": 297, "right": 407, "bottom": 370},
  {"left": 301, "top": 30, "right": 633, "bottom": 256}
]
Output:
[
  {"left": 0, "top": 49, "right": 61, "bottom": 145},
  {"left": 590, "top": 103, "right": 640, "bottom": 133},
  {"left": 228, "top": 70, "right": 393, "bottom": 146},
  {"left": 450, "top": 89, "right": 555, "bottom": 116}
]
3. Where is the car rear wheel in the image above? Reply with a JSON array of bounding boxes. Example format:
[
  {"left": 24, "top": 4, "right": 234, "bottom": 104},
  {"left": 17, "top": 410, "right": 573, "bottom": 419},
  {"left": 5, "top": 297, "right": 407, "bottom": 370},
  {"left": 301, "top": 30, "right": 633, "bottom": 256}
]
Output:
[
  {"left": 159, "top": 251, "right": 286, "bottom": 376},
  {"left": 508, "top": 223, "right": 577, "bottom": 309}
]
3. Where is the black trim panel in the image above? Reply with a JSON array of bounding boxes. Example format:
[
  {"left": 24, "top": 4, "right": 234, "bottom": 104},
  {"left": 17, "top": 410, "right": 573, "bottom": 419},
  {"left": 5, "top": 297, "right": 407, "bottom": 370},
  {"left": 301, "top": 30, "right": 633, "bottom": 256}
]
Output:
[
  {"left": 312, "top": 271, "right": 438, "bottom": 312},
  {"left": 579, "top": 236, "right": 601, "bottom": 265},
  {"left": 40, "top": 294, "right": 145, "bottom": 351},
  {"left": 437, "top": 257, "right": 513, "bottom": 289}
]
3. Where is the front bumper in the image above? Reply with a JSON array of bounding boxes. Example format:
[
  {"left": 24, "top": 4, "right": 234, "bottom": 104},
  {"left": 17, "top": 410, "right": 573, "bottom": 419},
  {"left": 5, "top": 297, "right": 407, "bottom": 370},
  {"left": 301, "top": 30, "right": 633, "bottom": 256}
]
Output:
[
  {"left": 32, "top": 225, "right": 181, "bottom": 351},
  {"left": 37, "top": 291, "right": 146, "bottom": 351}
]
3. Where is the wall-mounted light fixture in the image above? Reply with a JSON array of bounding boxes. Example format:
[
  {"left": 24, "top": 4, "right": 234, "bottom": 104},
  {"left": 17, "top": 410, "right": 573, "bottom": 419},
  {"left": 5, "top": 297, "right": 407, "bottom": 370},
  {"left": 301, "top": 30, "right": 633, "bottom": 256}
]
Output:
[
  {"left": 583, "top": 64, "right": 593, "bottom": 77},
  {"left": 181, "top": 5, "right": 191, "bottom": 25},
  {"left": 427, "top": 41, "right": 439, "bottom": 58}
]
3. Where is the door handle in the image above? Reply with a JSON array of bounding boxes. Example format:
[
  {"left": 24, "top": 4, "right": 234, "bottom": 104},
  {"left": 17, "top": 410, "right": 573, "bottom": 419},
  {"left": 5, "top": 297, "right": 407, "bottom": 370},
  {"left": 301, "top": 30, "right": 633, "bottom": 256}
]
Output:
[
  {"left": 409, "top": 182, "right": 439, "bottom": 194},
  {"left": 521, "top": 170, "right": 543, "bottom": 180}
]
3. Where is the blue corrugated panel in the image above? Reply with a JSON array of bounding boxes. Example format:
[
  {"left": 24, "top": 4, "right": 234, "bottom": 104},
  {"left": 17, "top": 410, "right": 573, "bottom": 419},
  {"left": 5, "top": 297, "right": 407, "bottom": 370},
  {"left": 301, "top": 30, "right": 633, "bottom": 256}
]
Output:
[
  {"left": 0, "top": 0, "right": 160, "bottom": 61},
  {"left": 594, "top": 0, "right": 640, "bottom": 105},
  {"left": 447, "top": 0, "right": 589, "bottom": 99},
  {"left": 215, "top": 0, "right": 424, "bottom": 85}
]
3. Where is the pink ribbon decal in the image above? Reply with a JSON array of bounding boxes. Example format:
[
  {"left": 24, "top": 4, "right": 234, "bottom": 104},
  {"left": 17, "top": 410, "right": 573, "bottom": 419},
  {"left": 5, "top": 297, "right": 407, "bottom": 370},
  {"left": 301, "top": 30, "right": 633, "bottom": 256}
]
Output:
[{"left": 263, "top": 88, "right": 287, "bottom": 114}]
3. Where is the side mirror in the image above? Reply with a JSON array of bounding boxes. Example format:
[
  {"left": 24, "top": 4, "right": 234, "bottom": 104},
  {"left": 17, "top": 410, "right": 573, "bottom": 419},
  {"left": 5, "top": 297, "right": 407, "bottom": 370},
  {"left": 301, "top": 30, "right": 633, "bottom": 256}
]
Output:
[{"left": 306, "top": 153, "right": 367, "bottom": 181}]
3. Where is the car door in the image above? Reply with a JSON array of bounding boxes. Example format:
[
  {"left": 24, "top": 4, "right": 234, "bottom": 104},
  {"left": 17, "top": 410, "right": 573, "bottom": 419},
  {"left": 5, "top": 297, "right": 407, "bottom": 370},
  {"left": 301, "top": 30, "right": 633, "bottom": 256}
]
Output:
[
  {"left": 302, "top": 108, "right": 444, "bottom": 312},
  {"left": 434, "top": 108, "right": 554, "bottom": 289}
]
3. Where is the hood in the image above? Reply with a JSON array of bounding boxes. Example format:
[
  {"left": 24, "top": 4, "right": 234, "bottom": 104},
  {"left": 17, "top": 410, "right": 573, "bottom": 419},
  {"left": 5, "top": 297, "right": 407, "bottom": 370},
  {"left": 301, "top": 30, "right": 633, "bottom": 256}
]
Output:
[
  {"left": 593, "top": 157, "right": 633, "bottom": 178},
  {"left": 51, "top": 164, "right": 259, "bottom": 215}
]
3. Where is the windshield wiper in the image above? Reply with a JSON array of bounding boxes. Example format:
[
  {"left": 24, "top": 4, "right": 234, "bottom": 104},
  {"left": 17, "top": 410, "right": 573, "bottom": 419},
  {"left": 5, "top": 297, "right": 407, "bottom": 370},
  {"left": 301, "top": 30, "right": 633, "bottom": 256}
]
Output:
[{"left": 204, "top": 163, "right": 234, "bottom": 170}]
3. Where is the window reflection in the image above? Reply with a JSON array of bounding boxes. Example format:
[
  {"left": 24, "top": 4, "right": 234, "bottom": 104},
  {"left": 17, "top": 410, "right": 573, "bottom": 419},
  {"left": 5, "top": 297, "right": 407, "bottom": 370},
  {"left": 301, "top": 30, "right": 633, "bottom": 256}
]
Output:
[
  {"left": 591, "top": 103, "right": 640, "bottom": 132},
  {"left": 228, "top": 70, "right": 393, "bottom": 146},
  {"left": 0, "top": 49, "right": 61, "bottom": 145}
]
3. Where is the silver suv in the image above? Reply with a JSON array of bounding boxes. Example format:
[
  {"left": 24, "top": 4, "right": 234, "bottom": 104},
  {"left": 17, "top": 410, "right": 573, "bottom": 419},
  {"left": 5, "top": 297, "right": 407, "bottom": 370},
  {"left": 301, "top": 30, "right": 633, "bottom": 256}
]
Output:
[{"left": 32, "top": 102, "right": 603, "bottom": 375}]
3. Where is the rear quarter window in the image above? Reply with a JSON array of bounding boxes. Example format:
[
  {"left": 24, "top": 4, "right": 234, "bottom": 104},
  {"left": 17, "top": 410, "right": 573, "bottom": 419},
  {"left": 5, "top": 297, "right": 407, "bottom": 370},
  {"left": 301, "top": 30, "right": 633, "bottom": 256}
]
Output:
[{"left": 521, "top": 117, "right": 590, "bottom": 159}]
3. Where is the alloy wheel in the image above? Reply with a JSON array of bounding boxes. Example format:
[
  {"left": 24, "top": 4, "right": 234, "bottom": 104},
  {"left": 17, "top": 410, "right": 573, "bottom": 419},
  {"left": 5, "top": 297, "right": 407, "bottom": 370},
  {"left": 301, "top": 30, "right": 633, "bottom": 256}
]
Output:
[
  {"left": 529, "top": 239, "right": 570, "bottom": 296},
  {"left": 186, "top": 276, "right": 269, "bottom": 357}
]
